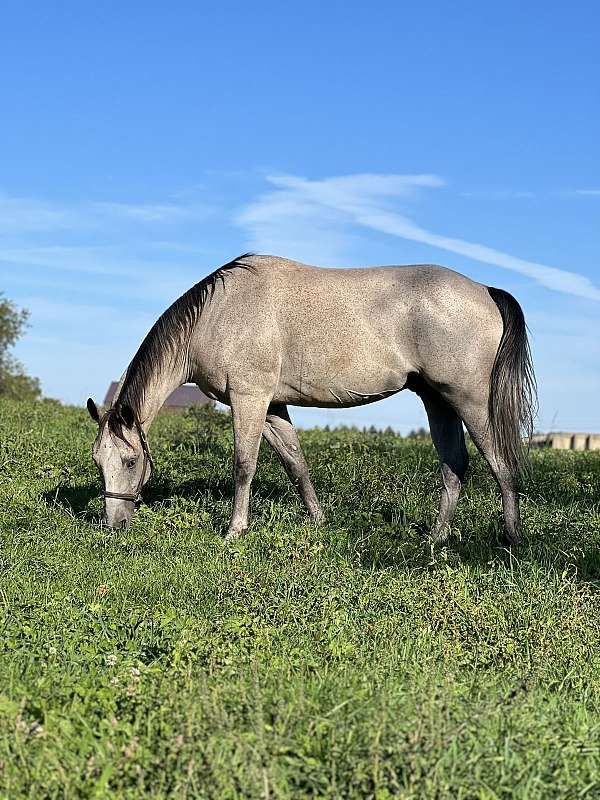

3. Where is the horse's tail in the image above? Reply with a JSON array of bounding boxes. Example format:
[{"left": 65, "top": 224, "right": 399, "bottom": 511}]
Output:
[{"left": 487, "top": 287, "right": 537, "bottom": 478}]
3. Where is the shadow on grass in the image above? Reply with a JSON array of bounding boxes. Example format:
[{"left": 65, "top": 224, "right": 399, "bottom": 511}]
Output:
[
  {"left": 42, "top": 483, "right": 100, "bottom": 523},
  {"left": 143, "top": 474, "right": 293, "bottom": 508},
  {"left": 42, "top": 473, "right": 293, "bottom": 520},
  {"left": 341, "top": 510, "right": 600, "bottom": 589},
  {"left": 42, "top": 465, "right": 600, "bottom": 588}
]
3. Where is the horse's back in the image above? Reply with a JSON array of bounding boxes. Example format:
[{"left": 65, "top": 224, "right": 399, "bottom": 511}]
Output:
[
  {"left": 242, "top": 254, "right": 491, "bottom": 308},
  {"left": 242, "top": 255, "right": 500, "bottom": 354}
]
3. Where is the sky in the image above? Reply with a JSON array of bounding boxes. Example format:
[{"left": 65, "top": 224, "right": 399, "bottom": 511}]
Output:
[{"left": 1, "top": 1, "right": 599, "bottom": 433}]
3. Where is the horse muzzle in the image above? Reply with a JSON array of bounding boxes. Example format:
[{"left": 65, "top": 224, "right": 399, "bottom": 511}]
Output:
[{"left": 103, "top": 497, "right": 135, "bottom": 529}]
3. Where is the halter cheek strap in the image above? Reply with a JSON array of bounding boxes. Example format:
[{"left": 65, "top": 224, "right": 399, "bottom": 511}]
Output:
[{"left": 103, "top": 424, "right": 154, "bottom": 505}]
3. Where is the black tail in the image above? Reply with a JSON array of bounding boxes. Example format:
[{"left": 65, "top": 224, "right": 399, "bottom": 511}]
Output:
[{"left": 487, "top": 287, "right": 537, "bottom": 478}]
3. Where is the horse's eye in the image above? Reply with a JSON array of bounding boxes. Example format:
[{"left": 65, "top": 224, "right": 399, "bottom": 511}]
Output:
[{"left": 126, "top": 458, "right": 137, "bottom": 470}]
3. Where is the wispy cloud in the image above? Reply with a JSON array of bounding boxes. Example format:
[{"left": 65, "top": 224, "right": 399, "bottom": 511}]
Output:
[
  {"left": 572, "top": 189, "right": 600, "bottom": 196},
  {"left": 460, "top": 190, "right": 535, "bottom": 198},
  {"left": 94, "top": 201, "right": 210, "bottom": 223},
  {"left": 0, "top": 245, "right": 141, "bottom": 277},
  {"left": 18, "top": 295, "right": 153, "bottom": 333},
  {"left": 238, "top": 173, "right": 600, "bottom": 301},
  {"left": 0, "top": 244, "right": 211, "bottom": 307},
  {"left": 0, "top": 191, "right": 211, "bottom": 235},
  {"left": 0, "top": 193, "right": 82, "bottom": 233}
]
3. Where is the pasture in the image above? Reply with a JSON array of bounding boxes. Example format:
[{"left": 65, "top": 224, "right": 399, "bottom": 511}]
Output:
[{"left": 1, "top": 397, "right": 600, "bottom": 799}]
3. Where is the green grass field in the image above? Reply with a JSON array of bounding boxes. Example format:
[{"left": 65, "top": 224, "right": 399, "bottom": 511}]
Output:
[{"left": 1, "top": 397, "right": 600, "bottom": 799}]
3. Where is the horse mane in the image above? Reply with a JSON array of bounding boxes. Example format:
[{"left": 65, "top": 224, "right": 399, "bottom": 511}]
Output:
[{"left": 109, "top": 253, "right": 255, "bottom": 430}]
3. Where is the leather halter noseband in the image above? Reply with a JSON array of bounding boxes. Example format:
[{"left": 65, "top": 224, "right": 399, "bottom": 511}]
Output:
[{"left": 103, "top": 423, "right": 154, "bottom": 505}]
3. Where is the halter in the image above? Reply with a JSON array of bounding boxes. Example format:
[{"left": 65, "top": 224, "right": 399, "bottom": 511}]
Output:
[{"left": 103, "top": 422, "right": 154, "bottom": 505}]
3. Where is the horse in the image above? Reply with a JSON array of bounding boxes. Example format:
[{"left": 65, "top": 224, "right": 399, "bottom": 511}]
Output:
[{"left": 87, "top": 253, "right": 536, "bottom": 544}]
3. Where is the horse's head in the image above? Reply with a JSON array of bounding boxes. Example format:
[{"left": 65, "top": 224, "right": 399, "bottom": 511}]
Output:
[{"left": 87, "top": 399, "right": 153, "bottom": 529}]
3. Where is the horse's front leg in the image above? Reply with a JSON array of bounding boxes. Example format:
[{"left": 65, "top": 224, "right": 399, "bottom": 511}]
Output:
[{"left": 225, "top": 391, "right": 272, "bottom": 541}]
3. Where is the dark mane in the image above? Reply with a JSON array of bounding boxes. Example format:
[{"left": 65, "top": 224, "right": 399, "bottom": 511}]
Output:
[{"left": 110, "top": 254, "right": 255, "bottom": 428}]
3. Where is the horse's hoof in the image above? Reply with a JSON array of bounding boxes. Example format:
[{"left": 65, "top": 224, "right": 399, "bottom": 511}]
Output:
[
  {"left": 503, "top": 525, "right": 523, "bottom": 548},
  {"left": 428, "top": 522, "right": 451, "bottom": 546},
  {"left": 224, "top": 527, "right": 246, "bottom": 543},
  {"left": 504, "top": 535, "right": 522, "bottom": 548}
]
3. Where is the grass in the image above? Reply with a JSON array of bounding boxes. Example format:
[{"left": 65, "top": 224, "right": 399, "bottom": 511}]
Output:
[{"left": 1, "top": 397, "right": 600, "bottom": 799}]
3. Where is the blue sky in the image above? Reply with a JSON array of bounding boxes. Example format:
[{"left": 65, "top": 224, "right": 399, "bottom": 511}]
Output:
[{"left": 2, "top": 1, "right": 599, "bottom": 432}]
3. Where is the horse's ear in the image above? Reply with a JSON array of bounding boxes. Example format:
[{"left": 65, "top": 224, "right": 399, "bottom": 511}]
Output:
[
  {"left": 87, "top": 398, "right": 100, "bottom": 424},
  {"left": 120, "top": 403, "right": 135, "bottom": 429}
]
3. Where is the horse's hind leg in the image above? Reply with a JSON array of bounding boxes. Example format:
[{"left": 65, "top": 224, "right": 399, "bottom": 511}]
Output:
[
  {"left": 262, "top": 404, "right": 324, "bottom": 524},
  {"left": 455, "top": 398, "right": 522, "bottom": 546},
  {"left": 416, "top": 384, "right": 469, "bottom": 544},
  {"left": 226, "top": 392, "right": 272, "bottom": 541}
]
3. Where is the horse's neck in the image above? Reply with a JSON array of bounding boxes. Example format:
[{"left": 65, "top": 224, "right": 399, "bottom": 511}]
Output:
[{"left": 133, "top": 362, "right": 188, "bottom": 433}]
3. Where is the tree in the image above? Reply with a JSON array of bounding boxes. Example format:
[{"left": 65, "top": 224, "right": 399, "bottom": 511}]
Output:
[{"left": 0, "top": 293, "right": 41, "bottom": 400}]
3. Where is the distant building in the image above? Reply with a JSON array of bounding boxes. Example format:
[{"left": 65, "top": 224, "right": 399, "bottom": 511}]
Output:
[
  {"left": 103, "top": 382, "right": 213, "bottom": 412},
  {"left": 530, "top": 432, "right": 600, "bottom": 451}
]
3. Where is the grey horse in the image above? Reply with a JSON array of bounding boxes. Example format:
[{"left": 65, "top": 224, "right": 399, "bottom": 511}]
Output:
[{"left": 87, "top": 254, "right": 536, "bottom": 544}]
